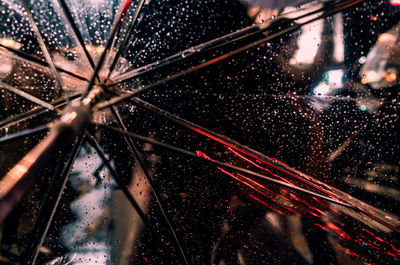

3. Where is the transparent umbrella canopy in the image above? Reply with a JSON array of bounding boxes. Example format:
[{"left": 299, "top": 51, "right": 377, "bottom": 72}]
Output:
[{"left": 0, "top": 0, "right": 400, "bottom": 264}]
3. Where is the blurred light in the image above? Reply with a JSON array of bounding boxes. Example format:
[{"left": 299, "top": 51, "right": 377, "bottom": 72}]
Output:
[
  {"left": 327, "top": 69, "right": 344, "bottom": 88},
  {"left": 0, "top": 38, "right": 22, "bottom": 50},
  {"left": 0, "top": 152, "right": 36, "bottom": 200},
  {"left": 0, "top": 55, "right": 13, "bottom": 76},
  {"left": 313, "top": 69, "right": 344, "bottom": 95},
  {"left": 85, "top": 44, "right": 93, "bottom": 52},
  {"left": 370, "top": 15, "right": 378, "bottom": 21},
  {"left": 313, "top": 82, "right": 330, "bottom": 96},
  {"left": 358, "top": 56, "right": 367, "bottom": 64},
  {"left": 291, "top": 19, "right": 324, "bottom": 65},
  {"left": 96, "top": 46, "right": 105, "bottom": 54},
  {"left": 0, "top": 38, "right": 22, "bottom": 49},
  {"left": 85, "top": 44, "right": 105, "bottom": 54},
  {"left": 361, "top": 70, "right": 381, "bottom": 84},
  {"left": 326, "top": 222, "right": 351, "bottom": 240},
  {"left": 384, "top": 69, "right": 397, "bottom": 83},
  {"left": 390, "top": 0, "right": 400, "bottom": 6},
  {"left": 333, "top": 13, "right": 345, "bottom": 63},
  {"left": 61, "top": 111, "right": 78, "bottom": 124},
  {"left": 378, "top": 33, "right": 396, "bottom": 44}
]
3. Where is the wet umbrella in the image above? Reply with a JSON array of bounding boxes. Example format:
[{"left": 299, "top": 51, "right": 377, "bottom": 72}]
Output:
[{"left": 0, "top": 0, "right": 399, "bottom": 264}]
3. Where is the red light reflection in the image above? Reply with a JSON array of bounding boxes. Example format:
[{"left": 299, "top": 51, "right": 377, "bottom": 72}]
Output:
[
  {"left": 290, "top": 193, "right": 325, "bottom": 217},
  {"left": 362, "top": 228, "right": 384, "bottom": 243},
  {"left": 249, "top": 194, "right": 284, "bottom": 215},
  {"left": 326, "top": 222, "right": 351, "bottom": 241},
  {"left": 197, "top": 150, "right": 302, "bottom": 216},
  {"left": 228, "top": 147, "right": 293, "bottom": 185}
]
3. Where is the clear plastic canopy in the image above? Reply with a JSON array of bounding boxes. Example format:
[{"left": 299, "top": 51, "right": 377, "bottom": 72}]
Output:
[{"left": 0, "top": 0, "right": 399, "bottom": 264}]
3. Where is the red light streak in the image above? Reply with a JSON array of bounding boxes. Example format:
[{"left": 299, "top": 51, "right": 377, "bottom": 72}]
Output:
[
  {"left": 121, "top": 0, "right": 131, "bottom": 15},
  {"left": 211, "top": 130, "right": 400, "bottom": 233},
  {"left": 142, "top": 256, "right": 150, "bottom": 263},
  {"left": 228, "top": 142, "right": 345, "bottom": 202},
  {"left": 390, "top": 0, "right": 400, "bottom": 6},
  {"left": 391, "top": 245, "right": 400, "bottom": 255},
  {"left": 198, "top": 149, "right": 400, "bottom": 261},
  {"left": 228, "top": 147, "right": 293, "bottom": 185},
  {"left": 198, "top": 150, "right": 302, "bottom": 216},
  {"left": 235, "top": 147, "right": 400, "bottom": 235},
  {"left": 359, "top": 210, "right": 400, "bottom": 234},
  {"left": 236, "top": 173, "right": 302, "bottom": 216},
  {"left": 362, "top": 228, "right": 385, "bottom": 242},
  {"left": 307, "top": 210, "right": 321, "bottom": 217},
  {"left": 312, "top": 197, "right": 341, "bottom": 215},
  {"left": 289, "top": 193, "right": 325, "bottom": 217},
  {"left": 344, "top": 248, "right": 360, "bottom": 258},
  {"left": 326, "top": 222, "right": 351, "bottom": 240},
  {"left": 249, "top": 194, "right": 284, "bottom": 215},
  {"left": 235, "top": 172, "right": 289, "bottom": 201},
  {"left": 195, "top": 131, "right": 400, "bottom": 233},
  {"left": 384, "top": 251, "right": 397, "bottom": 258},
  {"left": 220, "top": 168, "right": 275, "bottom": 200},
  {"left": 196, "top": 150, "right": 211, "bottom": 159},
  {"left": 219, "top": 167, "right": 295, "bottom": 215},
  {"left": 355, "top": 238, "right": 380, "bottom": 252},
  {"left": 314, "top": 223, "right": 327, "bottom": 231},
  {"left": 190, "top": 126, "right": 346, "bottom": 203},
  {"left": 336, "top": 244, "right": 361, "bottom": 259},
  {"left": 361, "top": 229, "right": 400, "bottom": 258}
]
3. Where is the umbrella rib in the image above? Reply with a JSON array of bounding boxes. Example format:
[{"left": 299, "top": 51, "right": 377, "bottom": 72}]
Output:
[
  {"left": 0, "top": 93, "right": 81, "bottom": 131},
  {"left": 0, "top": 43, "right": 89, "bottom": 82},
  {"left": 57, "top": 0, "right": 96, "bottom": 70},
  {"left": 123, "top": 97, "right": 352, "bottom": 204},
  {"left": 0, "top": 81, "right": 55, "bottom": 110},
  {"left": 110, "top": 0, "right": 322, "bottom": 83},
  {"left": 82, "top": 0, "right": 132, "bottom": 97},
  {"left": 110, "top": 0, "right": 365, "bottom": 87},
  {"left": 105, "top": 0, "right": 147, "bottom": 82},
  {"left": 28, "top": 134, "right": 84, "bottom": 265},
  {"left": 109, "top": 106, "right": 189, "bottom": 265},
  {"left": 85, "top": 131, "right": 147, "bottom": 220},
  {"left": 111, "top": 22, "right": 260, "bottom": 84},
  {"left": 95, "top": 123, "right": 352, "bottom": 208},
  {"left": 97, "top": 0, "right": 365, "bottom": 109},
  {"left": 0, "top": 125, "right": 50, "bottom": 144},
  {"left": 20, "top": 0, "right": 66, "bottom": 96},
  {"left": 86, "top": 131, "right": 190, "bottom": 264}
]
